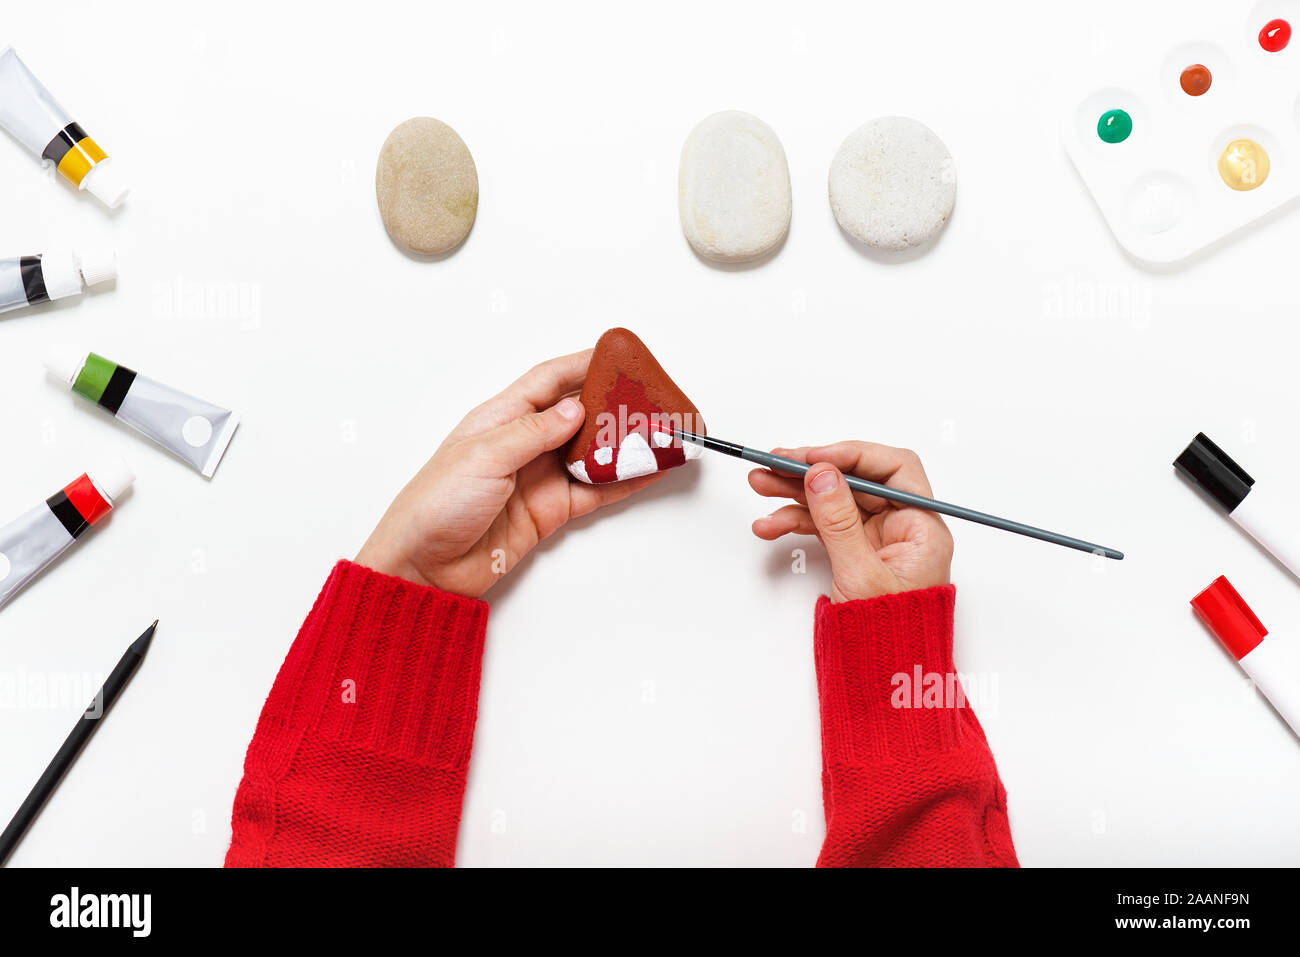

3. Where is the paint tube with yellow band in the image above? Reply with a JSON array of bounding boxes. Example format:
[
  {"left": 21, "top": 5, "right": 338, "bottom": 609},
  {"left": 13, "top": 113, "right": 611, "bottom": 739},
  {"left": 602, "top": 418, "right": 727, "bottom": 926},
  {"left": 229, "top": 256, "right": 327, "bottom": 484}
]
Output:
[{"left": 0, "top": 46, "right": 128, "bottom": 208}]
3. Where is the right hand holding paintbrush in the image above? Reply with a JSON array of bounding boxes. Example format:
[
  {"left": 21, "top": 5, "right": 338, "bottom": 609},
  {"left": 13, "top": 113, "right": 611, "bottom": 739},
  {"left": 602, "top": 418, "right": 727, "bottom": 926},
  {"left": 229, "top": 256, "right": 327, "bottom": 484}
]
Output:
[{"left": 749, "top": 442, "right": 954, "bottom": 603}]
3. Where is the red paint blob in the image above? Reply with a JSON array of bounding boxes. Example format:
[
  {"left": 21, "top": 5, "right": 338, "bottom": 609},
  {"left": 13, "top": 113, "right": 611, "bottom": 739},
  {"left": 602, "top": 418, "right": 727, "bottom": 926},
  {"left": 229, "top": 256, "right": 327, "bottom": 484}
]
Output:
[
  {"left": 1260, "top": 18, "right": 1292, "bottom": 52},
  {"left": 1180, "top": 63, "right": 1212, "bottom": 95}
]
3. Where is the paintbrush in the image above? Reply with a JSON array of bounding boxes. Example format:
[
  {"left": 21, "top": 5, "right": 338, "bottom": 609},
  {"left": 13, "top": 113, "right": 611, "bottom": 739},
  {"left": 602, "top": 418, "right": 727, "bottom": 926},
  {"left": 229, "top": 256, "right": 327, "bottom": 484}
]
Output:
[{"left": 673, "top": 429, "right": 1123, "bottom": 560}]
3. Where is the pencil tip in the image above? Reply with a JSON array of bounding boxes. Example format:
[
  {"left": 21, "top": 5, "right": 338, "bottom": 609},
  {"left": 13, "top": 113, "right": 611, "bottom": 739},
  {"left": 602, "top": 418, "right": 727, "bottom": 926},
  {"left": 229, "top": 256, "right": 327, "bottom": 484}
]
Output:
[{"left": 131, "top": 621, "right": 158, "bottom": 656}]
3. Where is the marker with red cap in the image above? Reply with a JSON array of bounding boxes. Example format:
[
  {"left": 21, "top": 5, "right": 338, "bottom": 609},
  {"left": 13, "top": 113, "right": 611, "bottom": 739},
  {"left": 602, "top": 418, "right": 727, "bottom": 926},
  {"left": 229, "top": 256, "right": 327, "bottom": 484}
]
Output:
[{"left": 1191, "top": 576, "right": 1300, "bottom": 740}]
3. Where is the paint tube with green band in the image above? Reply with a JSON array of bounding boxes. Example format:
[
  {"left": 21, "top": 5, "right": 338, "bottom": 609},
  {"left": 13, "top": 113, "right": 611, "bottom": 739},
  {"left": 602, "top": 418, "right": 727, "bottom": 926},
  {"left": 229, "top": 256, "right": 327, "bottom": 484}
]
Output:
[
  {"left": 0, "top": 46, "right": 128, "bottom": 208},
  {"left": 46, "top": 351, "right": 240, "bottom": 477}
]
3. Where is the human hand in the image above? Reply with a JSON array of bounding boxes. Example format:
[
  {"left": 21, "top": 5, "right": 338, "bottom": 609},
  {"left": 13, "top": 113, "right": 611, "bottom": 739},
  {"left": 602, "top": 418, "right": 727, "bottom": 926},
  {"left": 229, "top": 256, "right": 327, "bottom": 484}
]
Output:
[
  {"left": 356, "top": 350, "right": 664, "bottom": 598},
  {"left": 749, "top": 442, "right": 953, "bottom": 603}
]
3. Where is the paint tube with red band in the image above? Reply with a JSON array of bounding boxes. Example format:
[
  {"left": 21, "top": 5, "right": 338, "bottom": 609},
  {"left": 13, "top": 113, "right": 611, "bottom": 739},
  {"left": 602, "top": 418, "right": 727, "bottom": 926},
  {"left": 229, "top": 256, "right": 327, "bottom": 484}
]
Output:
[
  {"left": 0, "top": 46, "right": 128, "bottom": 208},
  {"left": 0, "top": 459, "right": 134, "bottom": 611},
  {"left": 0, "top": 249, "right": 116, "bottom": 315},
  {"left": 46, "top": 351, "right": 240, "bottom": 478}
]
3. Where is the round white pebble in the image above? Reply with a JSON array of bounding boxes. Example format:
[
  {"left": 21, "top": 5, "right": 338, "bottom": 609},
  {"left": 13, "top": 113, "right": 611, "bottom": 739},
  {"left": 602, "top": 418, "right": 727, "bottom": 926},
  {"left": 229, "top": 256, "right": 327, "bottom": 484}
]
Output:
[
  {"left": 183, "top": 415, "right": 214, "bottom": 448},
  {"left": 828, "top": 117, "right": 956, "bottom": 251},
  {"left": 679, "top": 110, "right": 791, "bottom": 263}
]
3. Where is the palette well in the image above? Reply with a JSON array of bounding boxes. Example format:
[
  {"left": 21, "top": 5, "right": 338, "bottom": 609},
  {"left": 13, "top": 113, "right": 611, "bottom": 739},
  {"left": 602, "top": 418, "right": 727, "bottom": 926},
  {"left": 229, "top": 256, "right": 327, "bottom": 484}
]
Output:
[{"left": 1064, "top": 2, "right": 1300, "bottom": 263}]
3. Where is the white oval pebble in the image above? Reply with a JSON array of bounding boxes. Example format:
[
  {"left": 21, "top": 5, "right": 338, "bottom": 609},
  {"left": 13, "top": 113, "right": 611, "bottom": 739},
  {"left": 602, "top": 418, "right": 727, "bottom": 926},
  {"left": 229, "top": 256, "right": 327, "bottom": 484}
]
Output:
[
  {"left": 828, "top": 117, "right": 956, "bottom": 251},
  {"left": 679, "top": 111, "right": 791, "bottom": 263}
]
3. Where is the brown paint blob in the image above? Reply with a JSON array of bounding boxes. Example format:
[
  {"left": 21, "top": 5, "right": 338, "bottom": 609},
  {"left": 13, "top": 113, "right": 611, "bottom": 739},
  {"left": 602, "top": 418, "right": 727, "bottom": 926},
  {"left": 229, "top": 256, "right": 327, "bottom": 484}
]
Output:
[{"left": 1180, "top": 63, "right": 1212, "bottom": 96}]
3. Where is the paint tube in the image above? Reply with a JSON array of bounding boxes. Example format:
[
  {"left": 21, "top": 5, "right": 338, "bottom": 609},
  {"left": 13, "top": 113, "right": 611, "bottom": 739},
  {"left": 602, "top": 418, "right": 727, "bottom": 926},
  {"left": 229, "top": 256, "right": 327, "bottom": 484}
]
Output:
[
  {"left": 0, "top": 46, "right": 128, "bottom": 208},
  {"left": 46, "top": 351, "right": 240, "bottom": 478},
  {"left": 0, "top": 459, "right": 134, "bottom": 611},
  {"left": 0, "top": 249, "right": 116, "bottom": 316}
]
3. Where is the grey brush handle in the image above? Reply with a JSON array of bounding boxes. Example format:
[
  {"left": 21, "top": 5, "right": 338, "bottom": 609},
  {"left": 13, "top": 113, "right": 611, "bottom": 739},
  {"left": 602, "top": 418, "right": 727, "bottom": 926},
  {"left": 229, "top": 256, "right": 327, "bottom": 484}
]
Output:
[{"left": 739, "top": 447, "right": 1123, "bottom": 561}]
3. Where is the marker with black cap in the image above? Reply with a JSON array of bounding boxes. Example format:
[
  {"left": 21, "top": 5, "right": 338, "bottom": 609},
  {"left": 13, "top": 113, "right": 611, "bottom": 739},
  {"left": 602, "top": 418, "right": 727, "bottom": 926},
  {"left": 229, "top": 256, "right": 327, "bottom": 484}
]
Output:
[{"left": 1174, "top": 432, "right": 1300, "bottom": 577}]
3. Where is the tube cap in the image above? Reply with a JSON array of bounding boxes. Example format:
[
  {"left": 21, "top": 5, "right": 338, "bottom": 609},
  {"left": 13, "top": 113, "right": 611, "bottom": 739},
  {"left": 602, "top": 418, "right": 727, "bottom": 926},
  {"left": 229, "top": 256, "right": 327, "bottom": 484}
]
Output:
[
  {"left": 1174, "top": 432, "right": 1254, "bottom": 513},
  {"left": 79, "top": 157, "right": 130, "bottom": 209},
  {"left": 43, "top": 349, "right": 88, "bottom": 387},
  {"left": 76, "top": 247, "right": 117, "bottom": 286},
  {"left": 1191, "top": 575, "right": 1266, "bottom": 661},
  {"left": 87, "top": 456, "right": 135, "bottom": 504}
]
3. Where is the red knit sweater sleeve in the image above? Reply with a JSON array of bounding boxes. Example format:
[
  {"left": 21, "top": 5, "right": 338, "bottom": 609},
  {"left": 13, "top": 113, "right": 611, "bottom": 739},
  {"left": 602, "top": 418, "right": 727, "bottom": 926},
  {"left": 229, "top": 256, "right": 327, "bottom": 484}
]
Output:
[
  {"left": 813, "top": 585, "right": 1019, "bottom": 868},
  {"left": 225, "top": 560, "right": 488, "bottom": 867}
]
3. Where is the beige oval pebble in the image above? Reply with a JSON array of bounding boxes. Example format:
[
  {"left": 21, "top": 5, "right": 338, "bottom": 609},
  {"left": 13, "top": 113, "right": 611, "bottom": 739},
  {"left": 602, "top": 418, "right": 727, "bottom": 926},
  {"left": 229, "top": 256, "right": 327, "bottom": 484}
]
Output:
[
  {"left": 376, "top": 117, "right": 478, "bottom": 255},
  {"left": 679, "top": 111, "right": 791, "bottom": 263}
]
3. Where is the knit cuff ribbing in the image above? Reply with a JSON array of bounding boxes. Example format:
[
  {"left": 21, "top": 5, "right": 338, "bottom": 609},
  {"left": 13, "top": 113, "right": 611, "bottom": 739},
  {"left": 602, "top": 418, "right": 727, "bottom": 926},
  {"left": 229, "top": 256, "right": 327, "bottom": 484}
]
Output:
[
  {"left": 814, "top": 585, "right": 979, "bottom": 766},
  {"left": 253, "top": 560, "right": 489, "bottom": 776}
]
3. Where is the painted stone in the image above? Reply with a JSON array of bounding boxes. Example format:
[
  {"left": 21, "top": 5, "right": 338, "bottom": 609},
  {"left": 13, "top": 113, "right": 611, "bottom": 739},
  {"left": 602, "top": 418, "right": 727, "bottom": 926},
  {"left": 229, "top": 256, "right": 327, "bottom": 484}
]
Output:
[{"left": 565, "top": 328, "right": 705, "bottom": 484}]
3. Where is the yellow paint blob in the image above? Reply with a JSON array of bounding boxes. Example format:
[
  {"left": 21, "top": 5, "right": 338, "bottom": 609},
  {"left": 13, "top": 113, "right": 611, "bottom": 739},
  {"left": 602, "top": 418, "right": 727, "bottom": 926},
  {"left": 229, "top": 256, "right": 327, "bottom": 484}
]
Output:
[{"left": 1218, "top": 138, "right": 1270, "bottom": 191}]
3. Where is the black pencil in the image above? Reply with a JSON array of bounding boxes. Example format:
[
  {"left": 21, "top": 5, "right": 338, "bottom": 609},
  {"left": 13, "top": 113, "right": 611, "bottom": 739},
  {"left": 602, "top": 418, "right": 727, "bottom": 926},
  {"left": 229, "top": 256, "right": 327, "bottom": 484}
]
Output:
[{"left": 0, "top": 619, "right": 156, "bottom": 865}]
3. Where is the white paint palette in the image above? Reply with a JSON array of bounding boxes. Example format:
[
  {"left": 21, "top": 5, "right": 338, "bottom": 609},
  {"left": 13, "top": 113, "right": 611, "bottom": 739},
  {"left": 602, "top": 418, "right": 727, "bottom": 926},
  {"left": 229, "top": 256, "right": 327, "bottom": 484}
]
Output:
[{"left": 1065, "top": 1, "right": 1300, "bottom": 264}]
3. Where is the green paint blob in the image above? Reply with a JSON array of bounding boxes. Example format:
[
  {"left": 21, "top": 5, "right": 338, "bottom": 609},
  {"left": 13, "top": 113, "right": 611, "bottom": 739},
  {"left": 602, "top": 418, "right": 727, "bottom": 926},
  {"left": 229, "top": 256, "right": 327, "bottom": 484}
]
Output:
[{"left": 1097, "top": 109, "right": 1133, "bottom": 144}]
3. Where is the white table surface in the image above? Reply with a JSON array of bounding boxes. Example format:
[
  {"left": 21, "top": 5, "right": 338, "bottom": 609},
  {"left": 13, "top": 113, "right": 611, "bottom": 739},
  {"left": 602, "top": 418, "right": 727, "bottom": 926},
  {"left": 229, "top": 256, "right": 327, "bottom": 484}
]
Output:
[{"left": 2, "top": 0, "right": 1298, "bottom": 867}]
